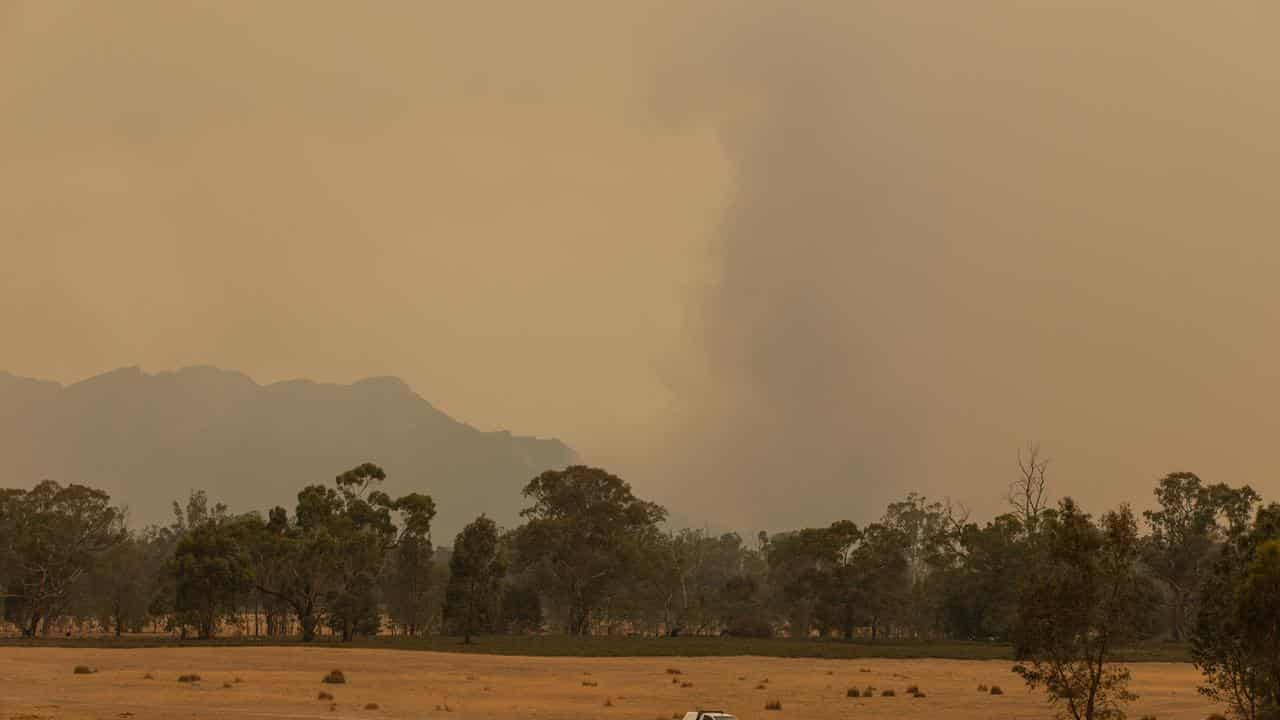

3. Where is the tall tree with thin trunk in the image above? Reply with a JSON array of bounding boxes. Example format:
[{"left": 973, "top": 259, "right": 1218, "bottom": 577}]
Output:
[
  {"left": 445, "top": 515, "right": 506, "bottom": 643},
  {"left": 1013, "top": 499, "right": 1157, "bottom": 720}
]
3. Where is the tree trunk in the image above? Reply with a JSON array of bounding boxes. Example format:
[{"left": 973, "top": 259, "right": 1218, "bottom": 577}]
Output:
[
  {"left": 300, "top": 612, "right": 317, "bottom": 642},
  {"left": 25, "top": 611, "right": 42, "bottom": 638}
]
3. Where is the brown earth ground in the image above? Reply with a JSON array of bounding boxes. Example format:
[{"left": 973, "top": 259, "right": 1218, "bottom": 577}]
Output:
[{"left": 0, "top": 647, "right": 1224, "bottom": 720}]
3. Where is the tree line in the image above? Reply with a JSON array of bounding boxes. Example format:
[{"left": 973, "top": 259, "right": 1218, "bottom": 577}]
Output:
[{"left": 2, "top": 451, "right": 1279, "bottom": 719}]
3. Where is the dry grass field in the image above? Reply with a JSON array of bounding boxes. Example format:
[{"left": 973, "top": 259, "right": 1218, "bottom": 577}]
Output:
[{"left": 0, "top": 647, "right": 1223, "bottom": 720}]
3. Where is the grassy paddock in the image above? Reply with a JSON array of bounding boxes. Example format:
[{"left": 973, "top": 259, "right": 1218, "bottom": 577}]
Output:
[{"left": 0, "top": 634, "right": 1194, "bottom": 662}]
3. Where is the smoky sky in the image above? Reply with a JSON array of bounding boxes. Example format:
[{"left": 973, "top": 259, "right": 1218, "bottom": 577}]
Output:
[{"left": 4, "top": 1, "right": 1280, "bottom": 532}]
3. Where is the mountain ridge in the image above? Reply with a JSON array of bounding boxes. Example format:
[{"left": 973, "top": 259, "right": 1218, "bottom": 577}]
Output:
[{"left": 0, "top": 366, "right": 576, "bottom": 539}]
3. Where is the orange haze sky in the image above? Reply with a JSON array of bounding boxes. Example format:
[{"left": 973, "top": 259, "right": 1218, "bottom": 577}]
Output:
[{"left": 3, "top": 1, "right": 1279, "bottom": 531}]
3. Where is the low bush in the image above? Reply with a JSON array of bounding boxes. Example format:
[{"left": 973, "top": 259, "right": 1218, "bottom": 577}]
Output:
[
  {"left": 764, "top": 700, "right": 782, "bottom": 711},
  {"left": 73, "top": 665, "right": 96, "bottom": 675},
  {"left": 322, "top": 669, "right": 346, "bottom": 684},
  {"left": 318, "top": 691, "right": 334, "bottom": 701},
  {"left": 847, "top": 687, "right": 860, "bottom": 697},
  {"left": 178, "top": 674, "right": 201, "bottom": 683},
  {"left": 989, "top": 685, "right": 1004, "bottom": 695}
]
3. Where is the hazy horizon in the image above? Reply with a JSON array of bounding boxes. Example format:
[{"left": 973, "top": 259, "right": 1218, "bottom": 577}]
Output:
[{"left": 5, "top": 1, "right": 1280, "bottom": 532}]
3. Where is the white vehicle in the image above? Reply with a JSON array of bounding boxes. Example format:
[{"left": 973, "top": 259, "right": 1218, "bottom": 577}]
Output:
[{"left": 682, "top": 711, "right": 738, "bottom": 720}]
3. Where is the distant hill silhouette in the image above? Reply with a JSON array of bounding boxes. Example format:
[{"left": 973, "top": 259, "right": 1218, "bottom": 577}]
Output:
[{"left": 0, "top": 366, "right": 576, "bottom": 538}]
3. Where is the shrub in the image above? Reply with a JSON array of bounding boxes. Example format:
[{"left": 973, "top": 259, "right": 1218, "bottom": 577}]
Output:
[
  {"left": 859, "top": 668, "right": 872, "bottom": 673},
  {"left": 756, "top": 683, "right": 767, "bottom": 690},
  {"left": 882, "top": 689, "right": 896, "bottom": 697},
  {"left": 725, "top": 616, "right": 774, "bottom": 638},
  {"left": 583, "top": 680, "right": 598, "bottom": 687},
  {"left": 847, "top": 687, "right": 860, "bottom": 697},
  {"left": 73, "top": 665, "right": 96, "bottom": 675},
  {"left": 915, "top": 692, "right": 927, "bottom": 698},
  {"left": 1206, "top": 715, "right": 1227, "bottom": 720},
  {"left": 604, "top": 697, "right": 614, "bottom": 707},
  {"left": 322, "top": 670, "right": 346, "bottom": 684},
  {"left": 680, "top": 681, "right": 694, "bottom": 688},
  {"left": 989, "top": 685, "right": 1004, "bottom": 695},
  {"left": 223, "top": 681, "right": 233, "bottom": 688},
  {"left": 666, "top": 668, "right": 682, "bottom": 675},
  {"left": 863, "top": 686, "right": 875, "bottom": 697},
  {"left": 234, "top": 676, "right": 243, "bottom": 684},
  {"left": 906, "top": 685, "right": 919, "bottom": 695},
  {"left": 671, "top": 676, "right": 680, "bottom": 684},
  {"left": 764, "top": 700, "right": 782, "bottom": 711},
  {"left": 1139, "top": 716, "right": 1157, "bottom": 720},
  {"left": 977, "top": 684, "right": 989, "bottom": 693},
  {"left": 364, "top": 702, "right": 379, "bottom": 710},
  {"left": 178, "top": 674, "right": 201, "bottom": 683},
  {"left": 143, "top": 672, "right": 155, "bottom": 680},
  {"left": 318, "top": 692, "right": 334, "bottom": 701}
]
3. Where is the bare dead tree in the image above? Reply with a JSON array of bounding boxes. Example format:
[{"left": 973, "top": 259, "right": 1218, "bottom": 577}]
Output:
[{"left": 1010, "top": 443, "right": 1049, "bottom": 529}]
